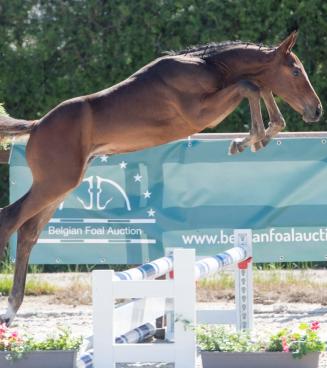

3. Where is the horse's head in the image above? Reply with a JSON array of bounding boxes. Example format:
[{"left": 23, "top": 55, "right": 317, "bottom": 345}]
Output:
[{"left": 267, "top": 31, "right": 322, "bottom": 123}]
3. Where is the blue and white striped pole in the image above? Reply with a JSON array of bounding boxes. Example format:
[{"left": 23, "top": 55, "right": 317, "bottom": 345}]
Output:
[
  {"left": 114, "top": 255, "right": 173, "bottom": 281},
  {"left": 77, "top": 323, "right": 156, "bottom": 368}
]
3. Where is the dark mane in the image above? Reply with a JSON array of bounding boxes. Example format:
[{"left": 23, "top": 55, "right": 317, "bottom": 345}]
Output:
[{"left": 167, "top": 41, "right": 275, "bottom": 60}]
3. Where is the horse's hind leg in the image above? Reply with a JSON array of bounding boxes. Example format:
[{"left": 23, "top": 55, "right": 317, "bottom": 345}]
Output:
[
  {"left": 0, "top": 170, "right": 86, "bottom": 324},
  {"left": 0, "top": 158, "right": 86, "bottom": 249},
  {"left": 0, "top": 201, "right": 60, "bottom": 325},
  {"left": 0, "top": 193, "right": 30, "bottom": 260}
]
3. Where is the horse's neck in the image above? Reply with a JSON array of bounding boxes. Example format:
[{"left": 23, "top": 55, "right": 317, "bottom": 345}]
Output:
[{"left": 214, "top": 49, "right": 273, "bottom": 85}]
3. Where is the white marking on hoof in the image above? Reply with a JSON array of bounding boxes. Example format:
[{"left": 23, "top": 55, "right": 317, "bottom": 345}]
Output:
[
  {"left": 0, "top": 304, "right": 16, "bottom": 326},
  {"left": 228, "top": 141, "right": 238, "bottom": 155}
]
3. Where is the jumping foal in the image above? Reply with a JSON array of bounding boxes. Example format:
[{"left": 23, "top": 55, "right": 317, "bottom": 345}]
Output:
[{"left": 0, "top": 31, "right": 322, "bottom": 325}]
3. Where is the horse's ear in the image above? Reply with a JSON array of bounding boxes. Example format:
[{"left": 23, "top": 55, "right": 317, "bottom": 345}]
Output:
[{"left": 277, "top": 31, "right": 298, "bottom": 55}]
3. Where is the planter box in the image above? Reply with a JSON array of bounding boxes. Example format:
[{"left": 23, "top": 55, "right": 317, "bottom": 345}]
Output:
[
  {"left": 201, "top": 351, "right": 320, "bottom": 368},
  {"left": 0, "top": 350, "right": 77, "bottom": 368}
]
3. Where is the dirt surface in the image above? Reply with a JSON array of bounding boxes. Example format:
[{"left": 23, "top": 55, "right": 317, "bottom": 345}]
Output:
[{"left": 9, "top": 298, "right": 327, "bottom": 340}]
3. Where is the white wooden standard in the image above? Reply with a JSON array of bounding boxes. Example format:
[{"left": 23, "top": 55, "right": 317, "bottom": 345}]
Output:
[
  {"left": 93, "top": 270, "right": 114, "bottom": 368},
  {"left": 174, "top": 248, "right": 196, "bottom": 368},
  {"left": 189, "top": 229, "right": 253, "bottom": 330},
  {"left": 93, "top": 248, "right": 196, "bottom": 368},
  {"left": 234, "top": 229, "right": 253, "bottom": 330}
]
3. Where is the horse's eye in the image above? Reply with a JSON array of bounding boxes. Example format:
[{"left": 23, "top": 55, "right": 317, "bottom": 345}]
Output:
[{"left": 292, "top": 69, "right": 301, "bottom": 77}]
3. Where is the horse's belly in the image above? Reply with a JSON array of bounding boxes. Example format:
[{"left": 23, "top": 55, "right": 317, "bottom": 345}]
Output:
[{"left": 92, "top": 117, "right": 197, "bottom": 155}]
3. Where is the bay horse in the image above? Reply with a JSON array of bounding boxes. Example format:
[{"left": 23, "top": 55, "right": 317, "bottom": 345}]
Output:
[{"left": 0, "top": 31, "right": 322, "bottom": 325}]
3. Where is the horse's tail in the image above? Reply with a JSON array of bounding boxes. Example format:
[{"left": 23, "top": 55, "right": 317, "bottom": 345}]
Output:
[{"left": 0, "top": 115, "right": 38, "bottom": 143}]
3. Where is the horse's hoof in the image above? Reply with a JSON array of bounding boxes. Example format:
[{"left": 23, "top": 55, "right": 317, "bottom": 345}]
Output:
[
  {"left": 0, "top": 305, "right": 15, "bottom": 326},
  {"left": 0, "top": 315, "right": 11, "bottom": 326},
  {"left": 251, "top": 141, "right": 264, "bottom": 152},
  {"left": 251, "top": 137, "right": 272, "bottom": 152},
  {"left": 261, "top": 138, "right": 270, "bottom": 147},
  {"left": 228, "top": 141, "right": 244, "bottom": 155},
  {"left": 228, "top": 141, "right": 237, "bottom": 155},
  {"left": 237, "top": 145, "right": 244, "bottom": 153}
]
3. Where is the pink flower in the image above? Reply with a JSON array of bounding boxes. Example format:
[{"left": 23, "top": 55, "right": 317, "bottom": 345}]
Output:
[
  {"left": 311, "top": 321, "right": 320, "bottom": 331},
  {"left": 0, "top": 323, "right": 7, "bottom": 335},
  {"left": 10, "top": 332, "right": 18, "bottom": 338},
  {"left": 282, "top": 336, "right": 290, "bottom": 352}
]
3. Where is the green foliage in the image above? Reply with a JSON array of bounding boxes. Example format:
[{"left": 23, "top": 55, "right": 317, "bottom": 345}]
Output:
[
  {"left": 267, "top": 322, "right": 326, "bottom": 359},
  {"left": 0, "top": 325, "right": 82, "bottom": 361},
  {"left": 24, "top": 328, "right": 82, "bottom": 352},
  {"left": 0, "top": 275, "right": 57, "bottom": 296},
  {"left": 196, "top": 325, "right": 263, "bottom": 352},
  {"left": 197, "top": 323, "right": 325, "bottom": 358}
]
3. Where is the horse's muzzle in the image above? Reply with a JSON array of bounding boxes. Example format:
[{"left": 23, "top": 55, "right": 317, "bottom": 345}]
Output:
[{"left": 303, "top": 103, "right": 323, "bottom": 123}]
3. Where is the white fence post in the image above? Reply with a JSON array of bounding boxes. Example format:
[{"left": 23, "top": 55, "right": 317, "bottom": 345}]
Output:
[
  {"left": 93, "top": 270, "right": 115, "bottom": 368},
  {"left": 174, "top": 248, "right": 196, "bottom": 368},
  {"left": 234, "top": 229, "right": 253, "bottom": 330}
]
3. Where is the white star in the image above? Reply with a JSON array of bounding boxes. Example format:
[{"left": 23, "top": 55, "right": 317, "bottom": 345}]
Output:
[
  {"left": 120, "top": 161, "right": 127, "bottom": 169},
  {"left": 100, "top": 155, "right": 108, "bottom": 163},
  {"left": 134, "top": 173, "right": 142, "bottom": 182},
  {"left": 147, "top": 208, "right": 156, "bottom": 217},
  {"left": 143, "top": 190, "right": 151, "bottom": 199}
]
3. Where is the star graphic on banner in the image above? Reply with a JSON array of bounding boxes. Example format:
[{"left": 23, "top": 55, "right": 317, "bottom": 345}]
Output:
[
  {"left": 143, "top": 190, "right": 151, "bottom": 199},
  {"left": 120, "top": 161, "right": 127, "bottom": 169},
  {"left": 147, "top": 208, "right": 156, "bottom": 217},
  {"left": 100, "top": 155, "right": 108, "bottom": 163},
  {"left": 134, "top": 173, "right": 142, "bottom": 182}
]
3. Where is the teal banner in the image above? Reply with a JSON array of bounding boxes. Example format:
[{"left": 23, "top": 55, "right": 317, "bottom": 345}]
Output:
[{"left": 9, "top": 135, "right": 327, "bottom": 264}]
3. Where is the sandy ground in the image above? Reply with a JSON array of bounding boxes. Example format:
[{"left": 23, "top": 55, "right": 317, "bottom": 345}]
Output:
[{"left": 9, "top": 297, "right": 327, "bottom": 340}]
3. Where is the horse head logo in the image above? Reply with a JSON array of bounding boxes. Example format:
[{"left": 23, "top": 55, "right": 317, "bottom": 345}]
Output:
[{"left": 59, "top": 175, "right": 131, "bottom": 211}]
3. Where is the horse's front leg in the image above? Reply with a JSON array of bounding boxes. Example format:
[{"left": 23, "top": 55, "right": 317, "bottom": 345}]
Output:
[
  {"left": 252, "top": 90, "right": 285, "bottom": 150},
  {"left": 229, "top": 84, "right": 265, "bottom": 155}
]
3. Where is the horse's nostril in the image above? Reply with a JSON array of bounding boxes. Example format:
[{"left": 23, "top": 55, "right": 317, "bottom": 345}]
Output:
[{"left": 316, "top": 104, "right": 322, "bottom": 118}]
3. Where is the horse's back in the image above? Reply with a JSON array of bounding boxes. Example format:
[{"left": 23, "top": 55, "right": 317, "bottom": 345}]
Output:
[{"left": 132, "top": 55, "right": 220, "bottom": 93}]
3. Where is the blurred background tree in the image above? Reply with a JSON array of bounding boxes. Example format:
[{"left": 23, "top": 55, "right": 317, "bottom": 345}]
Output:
[{"left": 0, "top": 0, "right": 326, "bottom": 206}]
